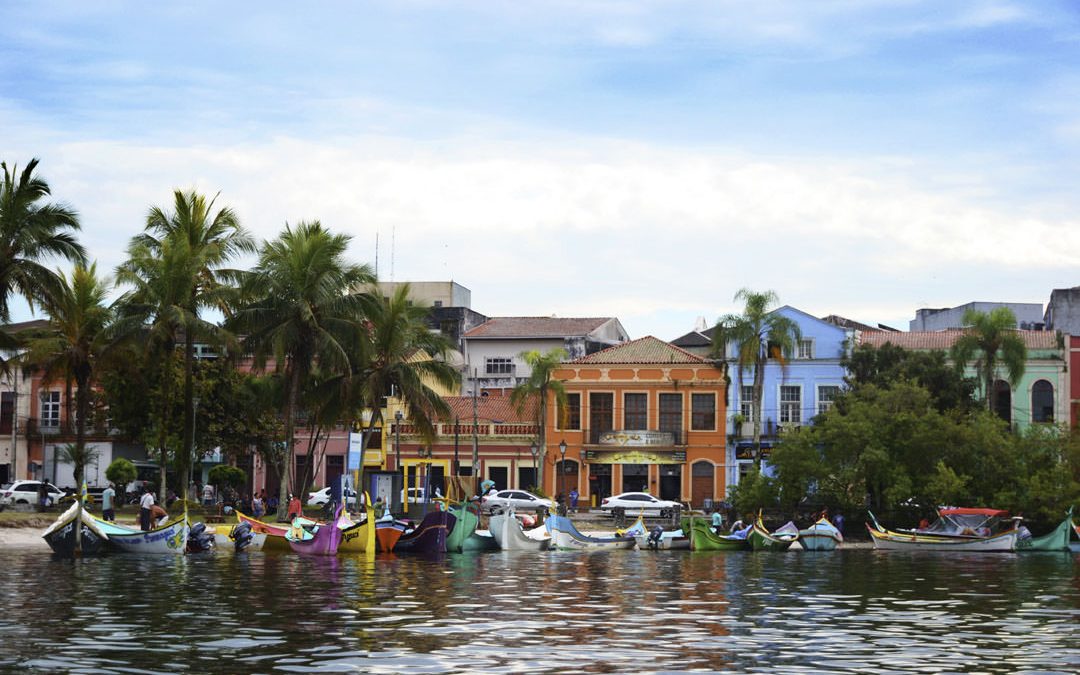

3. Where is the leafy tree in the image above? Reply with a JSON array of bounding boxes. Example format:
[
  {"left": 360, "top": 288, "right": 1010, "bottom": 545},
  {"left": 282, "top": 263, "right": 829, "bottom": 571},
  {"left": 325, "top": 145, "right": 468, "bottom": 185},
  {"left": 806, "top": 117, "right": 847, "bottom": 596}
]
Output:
[
  {"left": 230, "top": 221, "right": 374, "bottom": 519},
  {"left": 712, "top": 289, "right": 801, "bottom": 464},
  {"left": 950, "top": 307, "right": 1026, "bottom": 415},
  {"left": 510, "top": 347, "right": 568, "bottom": 486},
  {"left": 727, "top": 467, "right": 777, "bottom": 517},
  {"left": 843, "top": 342, "right": 975, "bottom": 413},
  {"left": 106, "top": 457, "right": 137, "bottom": 487},
  {"left": 208, "top": 464, "right": 247, "bottom": 493}
]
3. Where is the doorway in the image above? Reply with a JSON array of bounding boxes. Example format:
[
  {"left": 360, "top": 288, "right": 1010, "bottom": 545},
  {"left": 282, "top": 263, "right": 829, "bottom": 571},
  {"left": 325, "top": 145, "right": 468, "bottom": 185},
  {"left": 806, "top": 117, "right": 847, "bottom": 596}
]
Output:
[
  {"left": 622, "top": 463, "right": 648, "bottom": 493},
  {"left": 659, "top": 464, "right": 681, "bottom": 501},
  {"left": 488, "top": 466, "right": 508, "bottom": 490},
  {"left": 517, "top": 465, "right": 537, "bottom": 491},
  {"left": 691, "top": 461, "right": 714, "bottom": 507},
  {"left": 589, "top": 463, "right": 612, "bottom": 502}
]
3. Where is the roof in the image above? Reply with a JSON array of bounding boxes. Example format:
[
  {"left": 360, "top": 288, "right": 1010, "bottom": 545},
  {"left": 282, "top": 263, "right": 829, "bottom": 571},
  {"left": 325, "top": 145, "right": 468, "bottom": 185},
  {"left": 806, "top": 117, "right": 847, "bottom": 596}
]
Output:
[
  {"left": 860, "top": 329, "right": 1057, "bottom": 350},
  {"left": 440, "top": 396, "right": 536, "bottom": 423},
  {"left": 463, "top": 316, "right": 617, "bottom": 339},
  {"left": 670, "top": 327, "right": 716, "bottom": 348},
  {"left": 938, "top": 507, "right": 1010, "bottom": 517},
  {"left": 571, "top": 336, "right": 709, "bottom": 365}
]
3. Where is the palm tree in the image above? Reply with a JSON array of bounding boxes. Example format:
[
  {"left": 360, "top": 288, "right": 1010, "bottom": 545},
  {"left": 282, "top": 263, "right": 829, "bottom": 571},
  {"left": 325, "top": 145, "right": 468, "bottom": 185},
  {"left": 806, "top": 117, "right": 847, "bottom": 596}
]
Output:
[
  {"left": 950, "top": 307, "right": 1026, "bottom": 417},
  {"left": 230, "top": 221, "right": 374, "bottom": 519},
  {"left": 711, "top": 289, "right": 802, "bottom": 464},
  {"left": 510, "top": 348, "right": 568, "bottom": 491},
  {"left": 135, "top": 190, "right": 253, "bottom": 497},
  {"left": 0, "top": 158, "right": 86, "bottom": 369},
  {"left": 21, "top": 263, "right": 113, "bottom": 554}
]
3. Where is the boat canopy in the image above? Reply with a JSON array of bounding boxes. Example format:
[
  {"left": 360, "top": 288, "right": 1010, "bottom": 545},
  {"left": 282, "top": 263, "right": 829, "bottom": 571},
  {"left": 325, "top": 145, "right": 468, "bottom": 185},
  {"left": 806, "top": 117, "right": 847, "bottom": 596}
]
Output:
[{"left": 938, "top": 508, "right": 1010, "bottom": 517}]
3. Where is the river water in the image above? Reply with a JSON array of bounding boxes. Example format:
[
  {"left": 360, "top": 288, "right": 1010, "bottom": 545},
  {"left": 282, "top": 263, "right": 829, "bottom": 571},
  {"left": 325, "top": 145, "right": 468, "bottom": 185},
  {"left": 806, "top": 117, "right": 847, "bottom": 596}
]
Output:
[{"left": 0, "top": 545, "right": 1076, "bottom": 673}]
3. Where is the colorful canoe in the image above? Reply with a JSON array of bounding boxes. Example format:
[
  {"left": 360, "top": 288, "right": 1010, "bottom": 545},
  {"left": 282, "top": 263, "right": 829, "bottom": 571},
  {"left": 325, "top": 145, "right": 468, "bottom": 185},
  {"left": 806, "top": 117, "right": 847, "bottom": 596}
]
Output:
[
  {"left": 235, "top": 511, "right": 292, "bottom": 551},
  {"left": 42, "top": 502, "right": 111, "bottom": 557},
  {"left": 394, "top": 509, "right": 454, "bottom": 554},
  {"left": 338, "top": 495, "right": 377, "bottom": 553},
  {"left": 96, "top": 517, "right": 189, "bottom": 555},
  {"left": 1016, "top": 509, "right": 1074, "bottom": 552},
  {"left": 634, "top": 528, "right": 690, "bottom": 550},
  {"left": 447, "top": 502, "right": 498, "bottom": 553},
  {"left": 376, "top": 519, "right": 406, "bottom": 552},
  {"left": 867, "top": 512, "right": 1018, "bottom": 552},
  {"left": 210, "top": 523, "right": 267, "bottom": 552},
  {"left": 749, "top": 515, "right": 798, "bottom": 551},
  {"left": 546, "top": 513, "right": 636, "bottom": 551},
  {"left": 798, "top": 517, "right": 843, "bottom": 551},
  {"left": 489, "top": 510, "right": 550, "bottom": 551},
  {"left": 286, "top": 505, "right": 344, "bottom": 555},
  {"left": 685, "top": 517, "right": 750, "bottom": 551}
]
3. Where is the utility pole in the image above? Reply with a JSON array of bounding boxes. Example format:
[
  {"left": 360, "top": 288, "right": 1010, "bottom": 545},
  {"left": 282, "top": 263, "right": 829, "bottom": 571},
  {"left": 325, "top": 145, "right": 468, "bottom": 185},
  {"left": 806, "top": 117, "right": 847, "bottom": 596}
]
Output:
[{"left": 471, "top": 368, "right": 479, "bottom": 495}]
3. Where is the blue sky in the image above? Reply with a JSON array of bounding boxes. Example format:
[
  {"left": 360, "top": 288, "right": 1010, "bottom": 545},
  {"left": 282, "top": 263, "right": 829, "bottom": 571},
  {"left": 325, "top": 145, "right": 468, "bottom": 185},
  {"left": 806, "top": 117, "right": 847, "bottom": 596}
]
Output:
[{"left": 3, "top": 1, "right": 1080, "bottom": 338}]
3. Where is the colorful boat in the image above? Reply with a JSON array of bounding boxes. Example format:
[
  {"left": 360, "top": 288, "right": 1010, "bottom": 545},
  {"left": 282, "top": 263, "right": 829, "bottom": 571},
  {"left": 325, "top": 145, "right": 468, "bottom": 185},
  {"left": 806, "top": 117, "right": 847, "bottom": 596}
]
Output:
[
  {"left": 634, "top": 527, "right": 690, "bottom": 550},
  {"left": 685, "top": 517, "right": 750, "bottom": 551},
  {"left": 338, "top": 496, "right": 377, "bottom": 553},
  {"left": 394, "top": 509, "right": 454, "bottom": 554},
  {"left": 210, "top": 522, "right": 266, "bottom": 552},
  {"left": 489, "top": 509, "right": 550, "bottom": 551},
  {"left": 1016, "top": 508, "right": 1074, "bottom": 552},
  {"left": 867, "top": 509, "right": 1019, "bottom": 552},
  {"left": 286, "top": 505, "right": 344, "bottom": 555},
  {"left": 447, "top": 502, "right": 498, "bottom": 552},
  {"left": 1072, "top": 523, "right": 1080, "bottom": 553},
  {"left": 546, "top": 513, "right": 636, "bottom": 551},
  {"left": 798, "top": 517, "right": 843, "bottom": 551},
  {"left": 41, "top": 502, "right": 111, "bottom": 557},
  {"left": 749, "top": 514, "right": 798, "bottom": 551},
  {"left": 375, "top": 519, "right": 406, "bottom": 552},
  {"left": 96, "top": 517, "right": 189, "bottom": 555},
  {"left": 235, "top": 511, "right": 292, "bottom": 551}
]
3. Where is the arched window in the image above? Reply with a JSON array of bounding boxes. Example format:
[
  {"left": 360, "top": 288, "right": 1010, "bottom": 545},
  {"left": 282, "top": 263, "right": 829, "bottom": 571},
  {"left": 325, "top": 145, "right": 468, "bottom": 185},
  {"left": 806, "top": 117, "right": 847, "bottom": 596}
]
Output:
[
  {"left": 993, "top": 380, "right": 1012, "bottom": 424},
  {"left": 1032, "top": 380, "right": 1055, "bottom": 423}
]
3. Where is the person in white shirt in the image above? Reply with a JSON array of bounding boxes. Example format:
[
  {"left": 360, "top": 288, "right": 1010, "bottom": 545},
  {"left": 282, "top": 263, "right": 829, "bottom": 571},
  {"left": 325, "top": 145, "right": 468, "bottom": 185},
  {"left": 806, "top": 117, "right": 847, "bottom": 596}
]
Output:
[{"left": 139, "top": 487, "right": 155, "bottom": 531}]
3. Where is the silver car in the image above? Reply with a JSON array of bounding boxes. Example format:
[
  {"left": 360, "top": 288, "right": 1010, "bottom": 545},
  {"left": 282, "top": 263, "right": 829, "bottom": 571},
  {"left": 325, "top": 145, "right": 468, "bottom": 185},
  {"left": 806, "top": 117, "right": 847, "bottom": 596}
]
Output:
[{"left": 482, "top": 489, "right": 553, "bottom": 513}]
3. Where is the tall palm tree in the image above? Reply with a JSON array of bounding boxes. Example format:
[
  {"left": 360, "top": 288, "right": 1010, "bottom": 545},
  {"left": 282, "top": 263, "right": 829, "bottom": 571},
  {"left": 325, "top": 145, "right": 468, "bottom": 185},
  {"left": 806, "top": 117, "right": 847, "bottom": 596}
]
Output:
[
  {"left": 0, "top": 158, "right": 86, "bottom": 370},
  {"left": 134, "top": 190, "right": 253, "bottom": 497},
  {"left": 21, "top": 263, "right": 113, "bottom": 554},
  {"left": 510, "top": 348, "right": 568, "bottom": 490},
  {"left": 711, "top": 289, "right": 802, "bottom": 464},
  {"left": 230, "top": 221, "right": 374, "bottom": 519},
  {"left": 950, "top": 307, "right": 1026, "bottom": 417}
]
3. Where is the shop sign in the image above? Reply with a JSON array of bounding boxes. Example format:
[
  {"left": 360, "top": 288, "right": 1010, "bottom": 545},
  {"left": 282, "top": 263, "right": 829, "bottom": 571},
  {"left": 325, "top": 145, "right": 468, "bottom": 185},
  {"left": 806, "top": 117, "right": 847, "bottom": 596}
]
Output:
[{"left": 598, "top": 430, "right": 674, "bottom": 447}]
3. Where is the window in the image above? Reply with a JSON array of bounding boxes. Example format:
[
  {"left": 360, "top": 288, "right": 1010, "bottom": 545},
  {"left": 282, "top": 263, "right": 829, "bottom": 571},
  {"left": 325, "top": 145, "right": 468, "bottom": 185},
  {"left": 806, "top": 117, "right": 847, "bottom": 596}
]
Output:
[
  {"left": 41, "top": 391, "right": 60, "bottom": 429},
  {"left": 1032, "top": 380, "right": 1054, "bottom": 423},
  {"left": 589, "top": 393, "right": 613, "bottom": 443},
  {"left": 798, "top": 340, "right": 813, "bottom": 359},
  {"left": 779, "top": 386, "right": 801, "bottom": 425},
  {"left": 485, "top": 357, "right": 513, "bottom": 375},
  {"left": 624, "top": 393, "right": 647, "bottom": 430},
  {"left": 659, "top": 393, "right": 682, "bottom": 444},
  {"left": 439, "top": 319, "right": 456, "bottom": 335},
  {"left": 817, "top": 385, "right": 840, "bottom": 415},
  {"left": 993, "top": 380, "right": 1012, "bottom": 424},
  {"left": 740, "top": 386, "right": 755, "bottom": 424},
  {"left": 559, "top": 393, "right": 581, "bottom": 430},
  {"left": 691, "top": 393, "right": 715, "bottom": 430}
]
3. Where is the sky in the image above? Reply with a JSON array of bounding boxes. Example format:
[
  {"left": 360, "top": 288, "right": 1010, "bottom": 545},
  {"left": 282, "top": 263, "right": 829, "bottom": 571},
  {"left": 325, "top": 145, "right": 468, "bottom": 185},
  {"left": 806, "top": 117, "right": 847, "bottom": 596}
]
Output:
[{"left": 2, "top": 1, "right": 1080, "bottom": 340}]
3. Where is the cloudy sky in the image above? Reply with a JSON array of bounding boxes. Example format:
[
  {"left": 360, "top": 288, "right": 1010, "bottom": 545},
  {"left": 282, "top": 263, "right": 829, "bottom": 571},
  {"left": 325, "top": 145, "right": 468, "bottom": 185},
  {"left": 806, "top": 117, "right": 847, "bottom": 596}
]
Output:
[{"left": 3, "top": 1, "right": 1079, "bottom": 339}]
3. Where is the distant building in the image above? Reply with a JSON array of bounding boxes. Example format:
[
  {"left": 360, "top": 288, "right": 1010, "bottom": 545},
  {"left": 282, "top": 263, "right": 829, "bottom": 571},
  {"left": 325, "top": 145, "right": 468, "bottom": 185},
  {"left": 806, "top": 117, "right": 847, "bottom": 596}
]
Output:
[
  {"left": 376, "top": 281, "right": 488, "bottom": 355},
  {"left": 910, "top": 302, "right": 1044, "bottom": 331}
]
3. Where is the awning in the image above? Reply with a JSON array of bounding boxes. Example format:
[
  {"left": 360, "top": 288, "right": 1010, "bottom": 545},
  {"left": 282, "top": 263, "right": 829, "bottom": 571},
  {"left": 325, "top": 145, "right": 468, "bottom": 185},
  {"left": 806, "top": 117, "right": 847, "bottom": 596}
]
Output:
[{"left": 938, "top": 507, "right": 1010, "bottom": 517}]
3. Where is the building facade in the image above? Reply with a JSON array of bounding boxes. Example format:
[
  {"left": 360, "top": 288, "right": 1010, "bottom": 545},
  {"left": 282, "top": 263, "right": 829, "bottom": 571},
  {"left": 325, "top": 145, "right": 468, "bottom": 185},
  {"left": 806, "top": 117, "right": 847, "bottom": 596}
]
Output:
[{"left": 911, "top": 301, "right": 1045, "bottom": 331}]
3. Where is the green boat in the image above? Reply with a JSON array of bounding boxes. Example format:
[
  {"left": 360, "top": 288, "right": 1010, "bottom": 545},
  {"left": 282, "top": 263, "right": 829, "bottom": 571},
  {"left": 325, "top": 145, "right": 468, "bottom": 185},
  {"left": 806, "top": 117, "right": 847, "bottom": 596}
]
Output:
[
  {"left": 1016, "top": 508, "right": 1074, "bottom": 552},
  {"left": 447, "top": 501, "right": 498, "bottom": 553},
  {"left": 748, "top": 513, "right": 798, "bottom": 551},
  {"left": 685, "top": 516, "right": 749, "bottom": 551}
]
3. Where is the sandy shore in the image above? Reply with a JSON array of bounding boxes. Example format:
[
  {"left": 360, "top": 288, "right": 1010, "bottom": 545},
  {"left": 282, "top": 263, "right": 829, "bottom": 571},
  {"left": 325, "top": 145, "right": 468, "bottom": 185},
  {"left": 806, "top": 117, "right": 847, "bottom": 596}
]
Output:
[{"left": 0, "top": 526, "right": 50, "bottom": 549}]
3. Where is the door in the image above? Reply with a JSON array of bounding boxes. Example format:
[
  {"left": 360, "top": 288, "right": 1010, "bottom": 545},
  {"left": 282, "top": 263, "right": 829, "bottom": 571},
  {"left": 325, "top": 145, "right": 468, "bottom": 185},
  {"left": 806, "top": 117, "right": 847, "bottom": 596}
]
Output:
[
  {"left": 659, "top": 464, "right": 681, "bottom": 502},
  {"left": 325, "top": 455, "right": 345, "bottom": 491},
  {"left": 691, "top": 461, "right": 714, "bottom": 508},
  {"left": 429, "top": 464, "right": 445, "bottom": 497},
  {"left": 488, "top": 466, "right": 508, "bottom": 490},
  {"left": 622, "top": 463, "right": 648, "bottom": 493},
  {"left": 517, "top": 466, "right": 537, "bottom": 491}
]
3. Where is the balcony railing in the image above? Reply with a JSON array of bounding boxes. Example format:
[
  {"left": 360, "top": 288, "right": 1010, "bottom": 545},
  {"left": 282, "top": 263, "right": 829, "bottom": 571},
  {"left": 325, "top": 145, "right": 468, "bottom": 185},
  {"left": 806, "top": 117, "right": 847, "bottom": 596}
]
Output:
[
  {"left": 394, "top": 421, "right": 539, "bottom": 438},
  {"left": 23, "top": 418, "right": 118, "bottom": 438}
]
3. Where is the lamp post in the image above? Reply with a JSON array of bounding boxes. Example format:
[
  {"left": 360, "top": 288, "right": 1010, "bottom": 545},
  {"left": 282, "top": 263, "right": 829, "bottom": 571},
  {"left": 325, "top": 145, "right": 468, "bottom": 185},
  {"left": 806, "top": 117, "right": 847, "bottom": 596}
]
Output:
[
  {"left": 558, "top": 440, "right": 567, "bottom": 505},
  {"left": 41, "top": 391, "right": 52, "bottom": 484},
  {"left": 394, "top": 409, "right": 403, "bottom": 507},
  {"left": 529, "top": 441, "right": 538, "bottom": 490}
]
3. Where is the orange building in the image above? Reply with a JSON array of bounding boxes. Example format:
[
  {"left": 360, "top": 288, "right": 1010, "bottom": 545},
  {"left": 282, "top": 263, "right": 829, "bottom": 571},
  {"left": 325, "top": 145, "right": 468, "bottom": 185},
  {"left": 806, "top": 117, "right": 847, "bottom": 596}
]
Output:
[{"left": 542, "top": 336, "right": 728, "bottom": 508}]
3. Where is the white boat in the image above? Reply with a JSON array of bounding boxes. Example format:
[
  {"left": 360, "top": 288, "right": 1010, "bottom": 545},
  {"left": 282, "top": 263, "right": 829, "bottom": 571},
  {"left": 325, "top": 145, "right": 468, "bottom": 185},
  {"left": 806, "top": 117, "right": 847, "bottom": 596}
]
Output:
[
  {"left": 490, "top": 510, "right": 550, "bottom": 551},
  {"left": 546, "top": 514, "right": 636, "bottom": 551},
  {"left": 868, "top": 509, "right": 1019, "bottom": 552},
  {"left": 633, "top": 528, "right": 690, "bottom": 550},
  {"left": 96, "top": 517, "right": 190, "bottom": 555},
  {"left": 798, "top": 517, "right": 843, "bottom": 551},
  {"left": 210, "top": 524, "right": 267, "bottom": 552}
]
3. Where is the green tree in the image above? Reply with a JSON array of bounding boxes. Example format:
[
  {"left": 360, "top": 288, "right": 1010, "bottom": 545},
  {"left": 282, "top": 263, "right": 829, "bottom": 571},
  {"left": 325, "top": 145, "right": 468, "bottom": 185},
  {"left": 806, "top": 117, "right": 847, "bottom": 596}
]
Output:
[
  {"left": 712, "top": 289, "right": 802, "bottom": 464},
  {"left": 950, "top": 308, "right": 1026, "bottom": 416},
  {"left": 0, "top": 158, "right": 86, "bottom": 369},
  {"left": 510, "top": 347, "right": 568, "bottom": 488},
  {"left": 843, "top": 342, "right": 975, "bottom": 413},
  {"left": 106, "top": 457, "right": 137, "bottom": 487},
  {"left": 230, "top": 221, "right": 374, "bottom": 519}
]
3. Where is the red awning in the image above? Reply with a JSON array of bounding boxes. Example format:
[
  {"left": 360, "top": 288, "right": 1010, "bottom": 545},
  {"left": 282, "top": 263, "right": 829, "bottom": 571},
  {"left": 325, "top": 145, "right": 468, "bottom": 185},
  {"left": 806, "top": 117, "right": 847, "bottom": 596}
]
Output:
[{"left": 938, "top": 507, "right": 1010, "bottom": 517}]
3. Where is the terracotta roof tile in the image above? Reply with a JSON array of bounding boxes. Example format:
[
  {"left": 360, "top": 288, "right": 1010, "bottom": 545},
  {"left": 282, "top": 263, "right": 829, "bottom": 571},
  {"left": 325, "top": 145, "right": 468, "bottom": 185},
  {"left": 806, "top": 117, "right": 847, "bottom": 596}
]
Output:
[
  {"left": 439, "top": 396, "right": 536, "bottom": 423},
  {"left": 860, "top": 329, "right": 1057, "bottom": 350},
  {"left": 463, "top": 317, "right": 614, "bottom": 339},
  {"left": 572, "top": 336, "right": 708, "bottom": 364}
]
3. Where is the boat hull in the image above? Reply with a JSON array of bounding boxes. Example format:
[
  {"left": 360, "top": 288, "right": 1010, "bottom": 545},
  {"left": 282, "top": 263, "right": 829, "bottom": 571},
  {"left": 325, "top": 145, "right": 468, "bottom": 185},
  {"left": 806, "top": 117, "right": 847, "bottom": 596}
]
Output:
[
  {"left": 1017, "top": 514, "right": 1074, "bottom": 552},
  {"left": 490, "top": 512, "right": 551, "bottom": 551},
  {"left": 211, "top": 526, "right": 267, "bottom": 552},
  {"left": 41, "top": 503, "right": 111, "bottom": 557},
  {"left": 106, "top": 519, "right": 189, "bottom": 555},
  {"left": 749, "top": 523, "right": 797, "bottom": 551},
  {"left": 394, "top": 510, "right": 454, "bottom": 554},
  {"left": 447, "top": 503, "right": 483, "bottom": 553},
  {"left": 376, "top": 522, "right": 405, "bottom": 552},
  {"left": 798, "top": 518, "right": 843, "bottom": 551},
  {"left": 687, "top": 518, "right": 749, "bottom": 551},
  {"left": 634, "top": 532, "right": 690, "bottom": 550},
  {"left": 235, "top": 511, "right": 292, "bottom": 551},
  {"left": 547, "top": 514, "right": 636, "bottom": 551},
  {"left": 287, "top": 506, "right": 344, "bottom": 555},
  {"left": 868, "top": 525, "right": 1018, "bottom": 552}
]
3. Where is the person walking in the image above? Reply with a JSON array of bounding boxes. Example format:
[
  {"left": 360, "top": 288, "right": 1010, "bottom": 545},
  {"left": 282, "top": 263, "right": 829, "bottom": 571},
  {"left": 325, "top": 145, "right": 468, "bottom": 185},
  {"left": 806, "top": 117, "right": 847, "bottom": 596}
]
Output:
[
  {"left": 569, "top": 488, "right": 579, "bottom": 513},
  {"left": 139, "top": 486, "right": 155, "bottom": 531},
  {"left": 101, "top": 483, "right": 116, "bottom": 521}
]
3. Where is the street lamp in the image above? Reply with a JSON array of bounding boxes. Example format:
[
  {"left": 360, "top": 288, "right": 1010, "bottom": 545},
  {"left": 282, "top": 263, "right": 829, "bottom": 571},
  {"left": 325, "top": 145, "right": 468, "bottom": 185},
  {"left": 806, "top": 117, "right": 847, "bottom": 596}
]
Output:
[
  {"left": 558, "top": 440, "right": 567, "bottom": 506},
  {"left": 529, "top": 441, "right": 538, "bottom": 490}
]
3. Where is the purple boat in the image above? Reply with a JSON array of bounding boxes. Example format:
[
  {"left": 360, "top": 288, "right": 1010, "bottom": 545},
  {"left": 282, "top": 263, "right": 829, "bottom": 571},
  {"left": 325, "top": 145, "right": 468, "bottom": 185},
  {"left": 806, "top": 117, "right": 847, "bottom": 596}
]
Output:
[
  {"left": 286, "top": 505, "right": 344, "bottom": 555},
  {"left": 393, "top": 509, "right": 455, "bottom": 554}
]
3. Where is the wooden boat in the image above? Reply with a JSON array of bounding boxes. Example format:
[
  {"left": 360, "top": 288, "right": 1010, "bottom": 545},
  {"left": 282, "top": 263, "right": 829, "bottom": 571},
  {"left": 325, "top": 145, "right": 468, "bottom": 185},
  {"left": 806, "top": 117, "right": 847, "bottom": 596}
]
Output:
[
  {"left": 338, "top": 496, "right": 377, "bottom": 553},
  {"left": 447, "top": 502, "right": 498, "bottom": 552},
  {"left": 749, "top": 514, "right": 798, "bottom": 551},
  {"left": 235, "top": 511, "right": 293, "bottom": 551},
  {"left": 1016, "top": 508, "right": 1074, "bottom": 552},
  {"left": 394, "top": 509, "right": 455, "bottom": 554},
  {"left": 286, "top": 505, "right": 344, "bottom": 555},
  {"left": 546, "top": 513, "right": 636, "bottom": 551},
  {"left": 615, "top": 514, "right": 648, "bottom": 538},
  {"left": 867, "top": 510, "right": 1019, "bottom": 552},
  {"left": 798, "top": 517, "right": 843, "bottom": 551},
  {"left": 41, "top": 502, "right": 111, "bottom": 557},
  {"left": 1072, "top": 523, "right": 1080, "bottom": 553},
  {"left": 210, "top": 524, "right": 267, "bottom": 552},
  {"left": 634, "top": 527, "right": 690, "bottom": 550},
  {"left": 376, "top": 519, "right": 406, "bottom": 552},
  {"left": 685, "top": 516, "right": 750, "bottom": 551},
  {"left": 489, "top": 509, "right": 550, "bottom": 551},
  {"left": 96, "top": 517, "right": 189, "bottom": 555}
]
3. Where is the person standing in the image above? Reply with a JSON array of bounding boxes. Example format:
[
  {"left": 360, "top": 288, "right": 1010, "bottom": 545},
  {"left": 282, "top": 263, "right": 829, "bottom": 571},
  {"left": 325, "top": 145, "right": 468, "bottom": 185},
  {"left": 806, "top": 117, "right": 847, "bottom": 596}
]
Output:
[
  {"left": 711, "top": 508, "right": 724, "bottom": 534},
  {"left": 202, "top": 482, "right": 215, "bottom": 507},
  {"left": 37, "top": 481, "right": 50, "bottom": 512},
  {"left": 101, "top": 483, "right": 116, "bottom": 521},
  {"left": 252, "top": 493, "right": 265, "bottom": 518},
  {"left": 569, "top": 488, "right": 579, "bottom": 513},
  {"left": 833, "top": 513, "right": 845, "bottom": 536},
  {"left": 286, "top": 493, "right": 302, "bottom": 522},
  {"left": 139, "top": 486, "right": 155, "bottom": 531}
]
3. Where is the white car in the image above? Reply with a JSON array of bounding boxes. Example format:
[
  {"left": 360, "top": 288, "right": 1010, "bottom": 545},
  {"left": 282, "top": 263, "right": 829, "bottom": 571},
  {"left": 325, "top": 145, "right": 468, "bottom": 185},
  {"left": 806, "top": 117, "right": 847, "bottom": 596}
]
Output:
[
  {"left": 482, "top": 490, "right": 553, "bottom": 513},
  {"left": 306, "top": 486, "right": 358, "bottom": 508},
  {"left": 599, "top": 492, "right": 682, "bottom": 517},
  {"left": 406, "top": 487, "right": 426, "bottom": 503},
  {"left": 0, "top": 480, "right": 65, "bottom": 507}
]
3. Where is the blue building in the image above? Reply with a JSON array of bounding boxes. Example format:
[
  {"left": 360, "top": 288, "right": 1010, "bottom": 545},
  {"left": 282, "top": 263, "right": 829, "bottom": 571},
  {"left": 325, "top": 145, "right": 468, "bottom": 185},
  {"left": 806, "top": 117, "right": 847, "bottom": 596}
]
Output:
[{"left": 673, "top": 306, "right": 855, "bottom": 487}]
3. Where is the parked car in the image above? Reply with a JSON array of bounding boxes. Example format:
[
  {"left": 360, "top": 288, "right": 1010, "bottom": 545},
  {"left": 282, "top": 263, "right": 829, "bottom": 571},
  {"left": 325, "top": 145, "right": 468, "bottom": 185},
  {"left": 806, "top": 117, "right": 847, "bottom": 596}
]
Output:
[
  {"left": 482, "top": 490, "right": 553, "bottom": 513},
  {"left": 307, "top": 486, "right": 358, "bottom": 508},
  {"left": 599, "top": 492, "right": 682, "bottom": 517},
  {"left": 0, "top": 480, "right": 65, "bottom": 508}
]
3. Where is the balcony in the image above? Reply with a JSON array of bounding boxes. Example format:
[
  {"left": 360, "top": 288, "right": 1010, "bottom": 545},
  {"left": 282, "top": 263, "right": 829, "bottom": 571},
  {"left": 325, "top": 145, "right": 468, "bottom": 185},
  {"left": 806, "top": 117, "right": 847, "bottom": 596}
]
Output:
[{"left": 23, "top": 418, "right": 118, "bottom": 439}]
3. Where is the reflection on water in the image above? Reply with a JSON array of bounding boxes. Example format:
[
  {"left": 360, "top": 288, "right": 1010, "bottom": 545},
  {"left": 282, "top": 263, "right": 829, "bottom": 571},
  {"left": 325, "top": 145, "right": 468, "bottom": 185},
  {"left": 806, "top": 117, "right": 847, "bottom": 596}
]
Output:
[{"left": 0, "top": 547, "right": 1076, "bottom": 673}]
